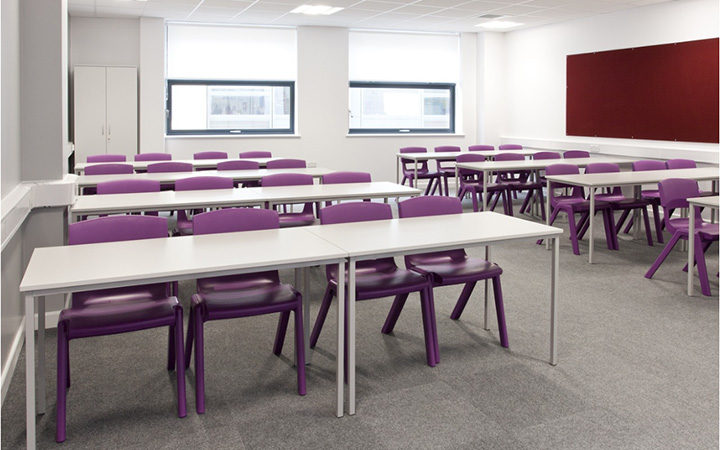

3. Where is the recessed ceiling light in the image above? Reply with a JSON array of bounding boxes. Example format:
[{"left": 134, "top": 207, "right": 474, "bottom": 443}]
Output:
[
  {"left": 476, "top": 20, "right": 524, "bottom": 30},
  {"left": 291, "top": 5, "right": 344, "bottom": 15}
]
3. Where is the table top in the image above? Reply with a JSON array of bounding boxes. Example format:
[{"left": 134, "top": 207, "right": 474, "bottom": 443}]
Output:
[
  {"left": 455, "top": 155, "right": 640, "bottom": 172},
  {"left": 305, "top": 211, "right": 563, "bottom": 260},
  {"left": 75, "top": 167, "right": 336, "bottom": 189},
  {"left": 252, "top": 181, "right": 420, "bottom": 204},
  {"left": 687, "top": 195, "right": 720, "bottom": 208},
  {"left": 20, "top": 227, "right": 347, "bottom": 295},
  {"left": 397, "top": 149, "right": 540, "bottom": 161},
  {"left": 545, "top": 167, "right": 719, "bottom": 188},
  {"left": 74, "top": 157, "right": 281, "bottom": 174}
]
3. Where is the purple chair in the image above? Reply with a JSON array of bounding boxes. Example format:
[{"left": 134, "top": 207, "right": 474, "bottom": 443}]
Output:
[
  {"left": 540, "top": 164, "right": 618, "bottom": 255},
  {"left": 185, "top": 208, "right": 305, "bottom": 414},
  {"left": 493, "top": 153, "right": 544, "bottom": 218},
  {"left": 645, "top": 179, "right": 719, "bottom": 296},
  {"left": 455, "top": 153, "right": 510, "bottom": 214},
  {"left": 665, "top": 159, "right": 696, "bottom": 169},
  {"left": 193, "top": 151, "right": 228, "bottom": 160},
  {"left": 217, "top": 160, "right": 261, "bottom": 187},
  {"left": 238, "top": 151, "right": 272, "bottom": 158},
  {"left": 86, "top": 154, "right": 126, "bottom": 163},
  {"left": 83, "top": 163, "right": 134, "bottom": 195},
  {"left": 498, "top": 144, "right": 523, "bottom": 151},
  {"left": 266, "top": 158, "right": 307, "bottom": 169},
  {"left": 628, "top": 160, "right": 667, "bottom": 243},
  {"left": 583, "top": 162, "right": 653, "bottom": 247},
  {"left": 135, "top": 153, "right": 172, "bottom": 161},
  {"left": 533, "top": 151, "right": 561, "bottom": 160},
  {"left": 468, "top": 145, "right": 494, "bottom": 152},
  {"left": 174, "top": 176, "right": 234, "bottom": 235},
  {"left": 146, "top": 161, "right": 193, "bottom": 173},
  {"left": 96, "top": 179, "right": 160, "bottom": 195},
  {"left": 260, "top": 173, "right": 316, "bottom": 227},
  {"left": 399, "top": 147, "right": 442, "bottom": 196},
  {"left": 563, "top": 150, "right": 590, "bottom": 159},
  {"left": 390, "top": 196, "right": 507, "bottom": 360},
  {"left": 434, "top": 145, "right": 462, "bottom": 196},
  {"left": 310, "top": 202, "right": 438, "bottom": 366},
  {"left": 321, "top": 171, "right": 372, "bottom": 207},
  {"left": 57, "top": 215, "right": 185, "bottom": 442}
]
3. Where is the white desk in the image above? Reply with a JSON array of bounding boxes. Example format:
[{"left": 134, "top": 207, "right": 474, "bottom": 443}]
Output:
[
  {"left": 74, "top": 167, "right": 336, "bottom": 195},
  {"left": 19, "top": 228, "right": 349, "bottom": 449},
  {"left": 305, "top": 211, "right": 563, "bottom": 415},
  {"left": 546, "top": 167, "right": 719, "bottom": 264},
  {"left": 253, "top": 182, "right": 420, "bottom": 208},
  {"left": 688, "top": 195, "right": 720, "bottom": 296},
  {"left": 74, "top": 157, "right": 281, "bottom": 174}
]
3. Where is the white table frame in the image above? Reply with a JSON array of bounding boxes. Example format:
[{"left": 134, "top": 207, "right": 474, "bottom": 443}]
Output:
[{"left": 688, "top": 195, "right": 720, "bottom": 296}]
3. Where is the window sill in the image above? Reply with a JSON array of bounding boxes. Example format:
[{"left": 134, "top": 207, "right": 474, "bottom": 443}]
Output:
[
  {"left": 165, "top": 134, "right": 301, "bottom": 139},
  {"left": 346, "top": 133, "right": 466, "bottom": 138}
]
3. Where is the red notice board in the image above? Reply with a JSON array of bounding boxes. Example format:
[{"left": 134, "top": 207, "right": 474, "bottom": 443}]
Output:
[{"left": 566, "top": 38, "right": 719, "bottom": 144}]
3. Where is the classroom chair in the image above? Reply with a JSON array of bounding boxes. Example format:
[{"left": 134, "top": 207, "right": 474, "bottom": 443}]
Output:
[
  {"left": 498, "top": 144, "right": 523, "bottom": 151},
  {"left": 468, "top": 144, "right": 494, "bottom": 151},
  {"left": 321, "top": 171, "right": 372, "bottom": 207},
  {"left": 135, "top": 153, "right": 172, "bottom": 161},
  {"left": 434, "top": 145, "right": 461, "bottom": 196},
  {"left": 563, "top": 150, "right": 590, "bottom": 158},
  {"left": 174, "top": 176, "right": 234, "bottom": 235},
  {"left": 455, "top": 152, "right": 510, "bottom": 214},
  {"left": 193, "top": 151, "right": 228, "bottom": 159},
  {"left": 260, "top": 173, "right": 316, "bottom": 227},
  {"left": 86, "top": 154, "right": 127, "bottom": 163},
  {"left": 217, "top": 159, "right": 261, "bottom": 187},
  {"left": 493, "top": 153, "right": 543, "bottom": 218},
  {"left": 266, "top": 158, "right": 307, "bottom": 169},
  {"left": 83, "top": 163, "right": 135, "bottom": 195},
  {"left": 399, "top": 147, "right": 443, "bottom": 196},
  {"left": 238, "top": 151, "right": 272, "bottom": 158}
]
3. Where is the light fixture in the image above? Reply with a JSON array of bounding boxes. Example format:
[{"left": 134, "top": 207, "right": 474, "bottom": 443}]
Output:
[
  {"left": 291, "top": 5, "right": 344, "bottom": 15},
  {"left": 476, "top": 20, "right": 524, "bottom": 30}
]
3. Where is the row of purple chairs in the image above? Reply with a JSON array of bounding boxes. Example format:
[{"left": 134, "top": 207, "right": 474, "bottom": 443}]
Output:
[
  {"left": 86, "top": 151, "right": 273, "bottom": 163},
  {"left": 84, "top": 158, "right": 304, "bottom": 175},
  {"left": 58, "top": 196, "right": 505, "bottom": 441}
]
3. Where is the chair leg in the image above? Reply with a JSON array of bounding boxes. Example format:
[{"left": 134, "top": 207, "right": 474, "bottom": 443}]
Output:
[
  {"left": 310, "top": 285, "right": 334, "bottom": 348},
  {"left": 642, "top": 208, "right": 654, "bottom": 246},
  {"left": 645, "top": 232, "right": 682, "bottom": 279},
  {"left": 56, "top": 324, "right": 69, "bottom": 443},
  {"left": 184, "top": 305, "right": 195, "bottom": 369},
  {"left": 192, "top": 297, "right": 206, "bottom": 414},
  {"left": 602, "top": 209, "right": 618, "bottom": 250},
  {"left": 419, "top": 288, "right": 438, "bottom": 367},
  {"left": 566, "top": 210, "right": 582, "bottom": 255},
  {"left": 381, "top": 293, "right": 410, "bottom": 334},
  {"left": 695, "top": 238, "right": 713, "bottom": 296},
  {"left": 651, "top": 202, "right": 664, "bottom": 243},
  {"left": 450, "top": 281, "right": 477, "bottom": 320},
  {"left": 293, "top": 303, "right": 307, "bottom": 395},
  {"left": 167, "top": 325, "right": 176, "bottom": 371},
  {"left": 492, "top": 276, "right": 508, "bottom": 348},
  {"left": 273, "top": 311, "right": 291, "bottom": 355},
  {"left": 173, "top": 307, "right": 187, "bottom": 418}
]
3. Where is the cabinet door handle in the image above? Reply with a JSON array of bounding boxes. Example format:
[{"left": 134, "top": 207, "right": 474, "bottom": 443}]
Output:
[{"left": 101, "top": 125, "right": 104, "bottom": 136}]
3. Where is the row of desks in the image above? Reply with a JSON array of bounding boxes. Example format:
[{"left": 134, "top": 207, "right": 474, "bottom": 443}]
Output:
[{"left": 20, "top": 211, "right": 563, "bottom": 449}]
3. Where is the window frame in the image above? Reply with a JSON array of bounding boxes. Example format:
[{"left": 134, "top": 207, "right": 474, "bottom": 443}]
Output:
[
  {"left": 166, "top": 79, "right": 295, "bottom": 136},
  {"left": 348, "top": 81, "right": 456, "bottom": 135}
]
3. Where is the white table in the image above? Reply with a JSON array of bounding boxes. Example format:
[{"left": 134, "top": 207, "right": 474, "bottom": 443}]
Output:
[
  {"left": 688, "top": 195, "right": 720, "bottom": 296},
  {"left": 19, "top": 228, "right": 349, "bottom": 449},
  {"left": 305, "top": 211, "right": 563, "bottom": 415},
  {"left": 546, "top": 167, "right": 719, "bottom": 263},
  {"left": 74, "top": 167, "right": 336, "bottom": 195},
  {"left": 74, "top": 157, "right": 281, "bottom": 174},
  {"left": 70, "top": 182, "right": 421, "bottom": 221}
]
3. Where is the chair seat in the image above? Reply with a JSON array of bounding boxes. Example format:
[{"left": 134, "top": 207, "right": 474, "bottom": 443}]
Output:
[
  {"left": 327, "top": 260, "right": 429, "bottom": 300},
  {"left": 195, "top": 283, "right": 299, "bottom": 320},
  {"left": 197, "top": 272, "right": 279, "bottom": 294},
  {"left": 61, "top": 296, "right": 179, "bottom": 339},
  {"left": 407, "top": 255, "right": 503, "bottom": 285},
  {"left": 278, "top": 212, "right": 316, "bottom": 227},
  {"left": 554, "top": 197, "right": 611, "bottom": 211}
]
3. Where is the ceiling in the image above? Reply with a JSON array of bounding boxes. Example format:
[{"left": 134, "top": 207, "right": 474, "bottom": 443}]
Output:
[{"left": 68, "top": 0, "right": 674, "bottom": 33}]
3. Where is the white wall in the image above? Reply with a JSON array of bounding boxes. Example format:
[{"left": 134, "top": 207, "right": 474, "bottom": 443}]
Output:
[
  {"left": 1, "top": 0, "right": 21, "bottom": 196},
  {"left": 500, "top": 0, "right": 719, "bottom": 162}
]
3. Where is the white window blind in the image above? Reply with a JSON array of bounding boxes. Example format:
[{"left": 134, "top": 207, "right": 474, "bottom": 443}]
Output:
[
  {"left": 166, "top": 24, "right": 297, "bottom": 80},
  {"left": 349, "top": 30, "right": 460, "bottom": 83}
]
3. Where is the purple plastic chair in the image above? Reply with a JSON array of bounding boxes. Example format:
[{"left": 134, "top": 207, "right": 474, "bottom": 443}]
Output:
[
  {"left": 146, "top": 161, "right": 193, "bottom": 173},
  {"left": 645, "top": 178, "right": 719, "bottom": 296},
  {"left": 83, "top": 163, "right": 134, "bottom": 195},
  {"left": 468, "top": 145, "right": 494, "bottom": 152},
  {"left": 266, "top": 158, "right": 307, "bottom": 169},
  {"left": 493, "top": 153, "right": 544, "bottom": 218},
  {"left": 57, "top": 215, "right": 185, "bottom": 442},
  {"left": 238, "top": 151, "right": 272, "bottom": 158},
  {"left": 193, "top": 151, "right": 228, "bottom": 160},
  {"left": 455, "top": 153, "right": 509, "bottom": 214},
  {"left": 185, "top": 208, "right": 305, "bottom": 414},
  {"left": 434, "top": 145, "right": 462, "bottom": 196},
  {"left": 260, "top": 173, "right": 316, "bottom": 227},
  {"left": 311, "top": 202, "right": 438, "bottom": 366},
  {"left": 563, "top": 150, "right": 590, "bottom": 159},
  {"left": 627, "top": 160, "right": 668, "bottom": 243},
  {"left": 86, "top": 154, "right": 126, "bottom": 163},
  {"left": 135, "top": 153, "right": 172, "bottom": 161},
  {"left": 583, "top": 162, "right": 653, "bottom": 247},
  {"left": 217, "top": 160, "right": 261, "bottom": 187},
  {"left": 665, "top": 159, "right": 696, "bottom": 169},
  {"left": 390, "top": 196, "right": 507, "bottom": 360},
  {"left": 498, "top": 144, "right": 523, "bottom": 151},
  {"left": 321, "top": 171, "right": 372, "bottom": 206},
  {"left": 540, "top": 164, "right": 618, "bottom": 255},
  {"left": 96, "top": 179, "right": 160, "bottom": 195},
  {"left": 174, "top": 176, "right": 234, "bottom": 235},
  {"left": 399, "top": 147, "right": 442, "bottom": 196}
]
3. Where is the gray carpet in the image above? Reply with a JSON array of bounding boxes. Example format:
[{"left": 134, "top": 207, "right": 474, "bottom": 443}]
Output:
[{"left": 2, "top": 203, "right": 718, "bottom": 449}]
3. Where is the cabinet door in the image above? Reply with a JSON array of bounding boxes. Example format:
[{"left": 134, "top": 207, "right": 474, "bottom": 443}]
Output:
[
  {"left": 105, "top": 67, "right": 138, "bottom": 158},
  {"left": 73, "top": 66, "right": 107, "bottom": 163}
]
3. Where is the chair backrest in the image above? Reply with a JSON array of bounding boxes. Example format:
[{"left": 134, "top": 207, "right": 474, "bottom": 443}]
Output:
[
  {"left": 545, "top": 163, "right": 583, "bottom": 200},
  {"left": 320, "top": 202, "right": 392, "bottom": 225},
  {"left": 238, "top": 151, "right": 272, "bottom": 158},
  {"left": 87, "top": 154, "right": 126, "bottom": 163},
  {"left": 493, "top": 153, "right": 524, "bottom": 162},
  {"left": 632, "top": 160, "right": 667, "bottom": 172},
  {"left": 68, "top": 215, "right": 168, "bottom": 245},
  {"left": 175, "top": 176, "right": 233, "bottom": 191},
  {"left": 322, "top": 171, "right": 371, "bottom": 184},
  {"left": 533, "top": 151, "right": 561, "bottom": 160},
  {"left": 455, "top": 153, "right": 485, "bottom": 180},
  {"left": 193, "top": 151, "right": 228, "bottom": 160},
  {"left": 563, "top": 150, "right": 590, "bottom": 158},
  {"left": 498, "top": 144, "right": 523, "bottom": 150},
  {"left": 261, "top": 173, "right": 314, "bottom": 187},
  {"left": 468, "top": 145, "right": 494, "bottom": 152},
  {"left": 584, "top": 162, "right": 620, "bottom": 174},
  {"left": 398, "top": 196, "right": 463, "bottom": 218},
  {"left": 217, "top": 160, "right": 260, "bottom": 171},
  {"left": 193, "top": 208, "right": 280, "bottom": 235},
  {"left": 135, "top": 153, "right": 172, "bottom": 162},
  {"left": 266, "top": 158, "right": 306, "bottom": 169},
  {"left": 399, "top": 147, "right": 430, "bottom": 171},
  {"left": 147, "top": 162, "right": 193, "bottom": 173},
  {"left": 658, "top": 178, "right": 703, "bottom": 232},
  {"left": 434, "top": 145, "right": 461, "bottom": 153},
  {"left": 665, "top": 159, "right": 697, "bottom": 170},
  {"left": 84, "top": 163, "right": 134, "bottom": 175},
  {"left": 97, "top": 179, "right": 160, "bottom": 194}
]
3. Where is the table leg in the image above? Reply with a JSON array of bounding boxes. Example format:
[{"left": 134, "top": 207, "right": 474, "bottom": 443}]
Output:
[
  {"left": 688, "top": 205, "right": 695, "bottom": 296},
  {"left": 37, "top": 297, "right": 46, "bottom": 415},
  {"left": 336, "top": 260, "right": 345, "bottom": 418},
  {"left": 299, "top": 268, "right": 311, "bottom": 364},
  {"left": 483, "top": 246, "right": 490, "bottom": 330},
  {"left": 396, "top": 156, "right": 399, "bottom": 185},
  {"left": 550, "top": 237, "right": 559, "bottom": 365},
  {"left": 482, "top": 170, "right": 488, "bottom": 211},
  {"left": 25, "top": 294, "right": 38, "bottom": 450},
  {"left": 588, "top": 191, "right": 595, "bottom": 264},
  {"left": 546, "top": 179, "right": 551, "bottom": 250},
  {"left": 413, "top": 161, "right": 419, "bottom": 193},
  {"left": 348, "top": 258, "right": 356, "bottom": 416}
]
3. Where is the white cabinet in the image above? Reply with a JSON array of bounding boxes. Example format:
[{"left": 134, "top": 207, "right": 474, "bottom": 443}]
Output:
[{"left": 73, "top": 66, "right": 138, "bottom": 162}]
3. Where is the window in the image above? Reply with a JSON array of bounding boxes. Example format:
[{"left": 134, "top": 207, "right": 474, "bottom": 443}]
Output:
[
  {"left": 348, "top": 30, "right": 460, "bottom": 134},
  {"left": 166, "top": 24, "right": 296, "bottom": 136},
  {"left": 349, "top": 82, "right": 454, "bottom": 134},
  {"left": 167, "top": 80, "right": 294, "bottom": 135}
]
